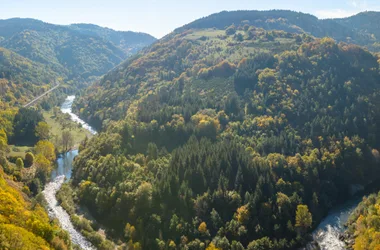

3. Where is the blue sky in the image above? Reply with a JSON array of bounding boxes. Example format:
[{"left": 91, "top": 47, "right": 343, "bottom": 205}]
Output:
[{"left": 1, "top": 0, "right": 379, "bottom": 38}]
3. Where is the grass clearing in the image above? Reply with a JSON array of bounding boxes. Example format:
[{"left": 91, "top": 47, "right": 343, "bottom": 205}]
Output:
[
  {"left": 43, "top": 110, "right": 93, "bottom": 149},
  {"left": 8, "top": 145, "right": 33, "bottom": 158},
  {"left": 185, "top": 29, "right": 225, "bottom": 40}
]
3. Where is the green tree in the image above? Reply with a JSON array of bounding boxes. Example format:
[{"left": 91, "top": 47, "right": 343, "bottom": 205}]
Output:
[
  {"left": 0, "top": 129, "right": 8, "bottom": 152},
  {"left": 295, "top": 205, "right": 312, "bottom": 234},
  {"left": 226, "top": 24, "right": 236, "bottom": 35},
  {"left": 12, "top": 108, "right": 43, "bottom": 145},
  {"left": 35, "top": 121, "right": 51, "bottom": 140},
  {"left": 247, "top": 237, "right": 273, "bottom": 250},
  {"left": 16, "top": 158, "right": 24, "bottom": 169},
  {"left": 61, "top": 130, "right": 74, "bottom": 152},
  {"left": 24, "top": 152, "right": 35, "bottom": 168},
  {"left": 35, "top": 140, "right": 56, "bottom": 162}
]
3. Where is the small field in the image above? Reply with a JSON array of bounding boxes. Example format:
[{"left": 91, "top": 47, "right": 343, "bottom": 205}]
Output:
[
  {"left": 185, "top": 29, "right": 226, "bottom": 40},
  {"left": 7, "top": 145, "right": 33, "bottom": 158},
  {"left": 43, "top": 110, "right": 93, "bottom": 150}
]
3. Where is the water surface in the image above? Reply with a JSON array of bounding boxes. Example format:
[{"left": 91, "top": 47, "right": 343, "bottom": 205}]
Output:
[{"left": 43, "top": 96, "right": 96, "bottom": 249}]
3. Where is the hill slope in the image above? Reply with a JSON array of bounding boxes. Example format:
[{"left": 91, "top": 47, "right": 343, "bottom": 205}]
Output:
[
  {"left": 0, "top": 47, "right": 58, "bottom": 106},
  {"left": 69, "top": 23, "right": 156, "bottom": 54},
  {"left": 0, "top": 168, "right": 72, "bottom": 249},
  {"left": 72, "top": 18, "right": 380, "bottom": 249},
  {"left": 346, "top": 191, "right": 380, "bottom": 249},
  {"left": 176, "top": 10, "right": 379, "bottom": 49},
  {"left": 0, "top": 18, "right": 156, "bottom": 81}
]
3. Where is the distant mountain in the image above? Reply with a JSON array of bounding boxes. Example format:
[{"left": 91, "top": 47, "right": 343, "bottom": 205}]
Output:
[
  {"left": 176, "top": 10, "right": 380, "bottom": 50},
  {"left": 0, "top": 18, "right": 156, "bottom": 81},
  {"left": 72, "top": 10, "right": 380, "bottom": 249},
  {"left": 69, "top": 23, "right": 156, "bottom": 54}
]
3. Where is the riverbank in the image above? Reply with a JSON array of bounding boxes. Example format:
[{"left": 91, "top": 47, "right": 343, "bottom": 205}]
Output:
[
  {"left": 43, "top": 175, "right": 95, "bottom": 250},
  {"left": 42, "top": 96, "right": 96, "bottom": 249},
  {"left": 305, "top": 179, "right": 380, "bottom": 249},
  {"left": 56, "top": 181, "right": 116, "bottom": 249},
  {"left": 42, "top": 108, "right": 93, "bottom": 152}
]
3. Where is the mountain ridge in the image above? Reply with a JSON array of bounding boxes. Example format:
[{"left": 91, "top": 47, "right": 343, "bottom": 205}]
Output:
[
  {"left": 0, "top": 17, "right": 156, "bottom": 83},
  {"left": 174, "top": 10, "right": 380, "bottom": 49},
  {"left": 71, "top": 19, "right": 380, "bottom": 249}
]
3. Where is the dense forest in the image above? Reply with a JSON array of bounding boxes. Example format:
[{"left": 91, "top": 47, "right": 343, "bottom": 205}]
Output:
[
  {"left": 68, "top": 23, "right": 157, "bottom": 54},
  {"left": 0, "top": 18, "right": 156, "bottom": 86},
  {"left": 0, "top": 16, "right": 157, "bottom": 250},
  {"left": 0, "top": 17, "right": 156, "bottom": 111},
  {"left": 0, "top": 47, "right": 58, "bottom": 106},
  {"left": 2, "top": 9, "right": 380, "bottom": 250},
  {"left": 70, "top": 19, "right": 380, "bottom": 249}
]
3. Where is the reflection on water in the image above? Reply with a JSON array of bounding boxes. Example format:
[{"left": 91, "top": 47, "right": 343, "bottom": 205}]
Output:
[
  {"left": 42, "top": 96, "right": 97, "bottom": 249},
  {"left": 51, "top": 150, "right": 78, "bottom": 181}
]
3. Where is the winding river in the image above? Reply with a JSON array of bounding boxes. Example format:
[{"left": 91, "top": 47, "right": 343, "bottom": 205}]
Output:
[
  {"left": 44, "top": 96, "right": 366, "bottom": 250},
  {"left": 42, "top": 96, "right": 96, "bottom": 250}
]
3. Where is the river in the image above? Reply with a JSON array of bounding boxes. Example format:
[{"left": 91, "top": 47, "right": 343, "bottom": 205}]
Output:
[
  {"left": 45, "top": 97, "right": 364, "bottom": 250},
  {"left": 42, "top": 96, "right": 96, "bottom": 250},
  {"left": 309, "top": 197, "right": 361, "bottom": 249},
  {"left": 61, "top": 95, "right": 97, "bottom": 135}
]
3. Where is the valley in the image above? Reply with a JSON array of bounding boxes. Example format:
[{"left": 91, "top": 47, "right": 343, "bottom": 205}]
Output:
[
  {"left": 1, "top": 8, "right": 380, "bottom": 250},
  {"left": 43, "top": 96, "right": 97, "bottom": 250}
]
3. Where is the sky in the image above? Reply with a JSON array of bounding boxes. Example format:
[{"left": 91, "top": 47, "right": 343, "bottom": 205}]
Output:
[{"left": 1, "top": 0, "right": 380, "bottom": 38}]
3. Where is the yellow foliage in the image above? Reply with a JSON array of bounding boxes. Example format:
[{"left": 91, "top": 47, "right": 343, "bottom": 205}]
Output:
[
  {"left": 295, "top": 204, "right": 312, "bottom": 230},
  {"left": 198, "top": 60, "right": 236, "bottom": 79},
  {"left": 191, "top": 113, "right": 221, "bottom": 136},
  {"left": 169, "top": 240, "right": 176, "bottom": 249},
  {"left": 352, "top": 194, "right": 380, "bottom": 250},
  {"left": 0, "top": 224, "right": 50, "bottom": 250},
  {"left": 0, "top": 129, "right": 7, "bottom": 144},
  {"left": 206, "top": 242, "right": 222, "bottom": 250},
  {"left": 0, "top": 172, "right": 67, "bottom": 249},
  {"left": 198, "top": 221, "right": 208, "bottom": 234},
  {"left": 35, "top": 154, "right": 52, "bottom": 177},
  {"left": 35, "top": 140, "right": 56, "bottom": 162},
  {"left": 125, "top": 223, "right": 136, "bottom": 240},
  {"left": 237, "top": 205, "right": 250, "bottom": 224},
  {"left": 35, "top": 122, "right": 51, "bottom": 141}
]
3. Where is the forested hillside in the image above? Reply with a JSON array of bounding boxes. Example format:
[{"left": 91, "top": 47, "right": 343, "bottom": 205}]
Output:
[
  {"left": 0, "top": 18, "right": 156, "bottom": 81},
  {"left": 0, "top": 47, "right": 58, "bottom": 106},
  {"left": 176, "top": 10, "right": 380, "bottom": 51},
  {"left": 0, "top": 169, "right": 72, "bottom": 249},
  {"left": 71, "top": 19, "right": 380, "bottom": 249},
  {"left": 75, "top": 26, "right": 312, "bottom": 128},
  {"left": 69, "top": 23, "right": 157, "bottom": 54},
  {"left": 346, "top": 192, "right": 380, "bottom": 249},
  {"left": 0, "top": 125, "right": 71, "bottom": 249}
]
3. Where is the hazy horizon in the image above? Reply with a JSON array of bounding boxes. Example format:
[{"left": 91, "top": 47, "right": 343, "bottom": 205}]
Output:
[
  {"left": 0, "top": 8, "right": 378, "bottom": 39},
  {"left": 1, "top": 0, "right": 379, "bottom": 38}
]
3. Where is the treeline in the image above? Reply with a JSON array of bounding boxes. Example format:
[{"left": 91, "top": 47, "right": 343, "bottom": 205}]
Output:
[{"left": 175, "top": 10, "right": 380, "bottom": 49}]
